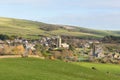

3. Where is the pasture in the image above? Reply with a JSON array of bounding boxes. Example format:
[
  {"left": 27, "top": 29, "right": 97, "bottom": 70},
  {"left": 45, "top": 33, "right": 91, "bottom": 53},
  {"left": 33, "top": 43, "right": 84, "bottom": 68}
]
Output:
[{"left": 0, "top": 58, "right": 119, "bottom": 80}]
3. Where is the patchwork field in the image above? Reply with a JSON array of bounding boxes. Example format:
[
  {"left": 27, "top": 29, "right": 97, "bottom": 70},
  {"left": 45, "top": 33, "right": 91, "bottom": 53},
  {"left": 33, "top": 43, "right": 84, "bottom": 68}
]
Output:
[{"left": 0, "top": 58, "right": 120, "bottom": 80}]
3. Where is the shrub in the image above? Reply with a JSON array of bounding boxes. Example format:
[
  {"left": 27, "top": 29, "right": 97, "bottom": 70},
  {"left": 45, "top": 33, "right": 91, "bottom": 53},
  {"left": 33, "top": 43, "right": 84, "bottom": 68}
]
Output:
[
  {"left": 0, "top": 34, "right": 9, "bottom": 40},
  {"left": 12, "top": 45, "right": 25, "bottom": 55}
]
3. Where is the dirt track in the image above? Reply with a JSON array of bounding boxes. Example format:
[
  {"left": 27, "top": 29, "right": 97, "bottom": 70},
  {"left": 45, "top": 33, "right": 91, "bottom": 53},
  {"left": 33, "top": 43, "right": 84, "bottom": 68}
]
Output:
[{"left": 0, "top": 55, "right": 43, "bottom": 59}]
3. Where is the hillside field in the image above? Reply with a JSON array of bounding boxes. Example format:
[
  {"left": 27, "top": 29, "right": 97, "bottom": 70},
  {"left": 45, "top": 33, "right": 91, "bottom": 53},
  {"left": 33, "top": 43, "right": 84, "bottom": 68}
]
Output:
[
  {"left": 0, "top": 17, "right": 120, "bottom": 39},
  {"left": 0, "top": 58, "right": 120, "bottom": 80}
]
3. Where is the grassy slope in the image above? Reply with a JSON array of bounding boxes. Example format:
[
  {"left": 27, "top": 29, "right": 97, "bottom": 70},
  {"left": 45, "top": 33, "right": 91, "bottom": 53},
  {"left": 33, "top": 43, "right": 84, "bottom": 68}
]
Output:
[
  {"left": 0, "top": 58, "right": 120, "bottom": 80},
  {"left": 0, "top": 17, "right": 120, "bottom": 39},
  {"left": 0, "top": 17, "right": 45, "bottom": 38},
  {"left": 76, "top": 62, "right": 120, "bottom": 75}
]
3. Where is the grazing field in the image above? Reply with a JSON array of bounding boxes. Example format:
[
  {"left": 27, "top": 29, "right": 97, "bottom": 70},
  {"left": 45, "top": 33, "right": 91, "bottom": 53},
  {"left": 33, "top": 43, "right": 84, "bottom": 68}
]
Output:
[
  {"left": 75, "top": 62, "right": 120, "bottom": 77},
  {"left": 0, "top": 58, "right": 120, "bottom": 80},
  {"left": 0, "top": 17, "right": 120, "bottom": 39}
]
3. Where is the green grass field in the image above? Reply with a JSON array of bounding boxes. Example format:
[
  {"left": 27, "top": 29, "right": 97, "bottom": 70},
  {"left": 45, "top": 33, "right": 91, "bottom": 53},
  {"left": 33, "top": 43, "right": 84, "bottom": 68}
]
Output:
[
  {"left": 0, "top": 58, "right": 120, "bottom": 80},
  {"left": 0, "top": 17, "right": 120, "bottom": 39},
  {"left": 75, "top": 62, "right": 120, "bottom": 77}
]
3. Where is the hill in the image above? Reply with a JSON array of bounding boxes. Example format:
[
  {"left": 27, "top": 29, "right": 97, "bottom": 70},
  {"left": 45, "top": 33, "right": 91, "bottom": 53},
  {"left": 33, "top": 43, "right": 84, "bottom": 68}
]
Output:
[
  {"left": 0, "top": 17, "right": 120, "bottom": 39},
  {"left": 0, "top": 58, "right": 120, "bottom": 80}
]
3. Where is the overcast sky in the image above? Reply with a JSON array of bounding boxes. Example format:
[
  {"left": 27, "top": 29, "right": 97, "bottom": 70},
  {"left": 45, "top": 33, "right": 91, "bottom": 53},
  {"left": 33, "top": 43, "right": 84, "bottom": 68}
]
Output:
[{"left": 0, "top": 0, "right": 120, "bottom": 30}]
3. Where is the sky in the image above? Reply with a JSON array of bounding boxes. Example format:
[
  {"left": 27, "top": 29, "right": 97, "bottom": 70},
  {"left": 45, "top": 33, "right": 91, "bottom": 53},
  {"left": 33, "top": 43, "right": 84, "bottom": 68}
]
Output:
[{"left": 0, "top": 0, "right": 120, "bottom": 30}]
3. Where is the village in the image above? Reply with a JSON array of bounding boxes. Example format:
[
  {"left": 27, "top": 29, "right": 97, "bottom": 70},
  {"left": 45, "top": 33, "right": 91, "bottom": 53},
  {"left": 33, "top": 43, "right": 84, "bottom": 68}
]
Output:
[{"left": 0, "top": 35, "right": 120, "bottom": 64}]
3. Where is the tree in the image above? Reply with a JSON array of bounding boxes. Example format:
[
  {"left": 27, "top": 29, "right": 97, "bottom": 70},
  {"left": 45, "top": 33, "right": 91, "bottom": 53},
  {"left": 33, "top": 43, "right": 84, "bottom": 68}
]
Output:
[{"left": 0, "top": 34, "right": 9, "bottom": 40}]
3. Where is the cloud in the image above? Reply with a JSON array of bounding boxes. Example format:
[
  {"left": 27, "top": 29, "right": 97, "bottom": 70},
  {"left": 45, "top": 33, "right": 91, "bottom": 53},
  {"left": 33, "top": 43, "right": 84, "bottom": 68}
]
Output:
[
  {"left": 61, "top": 0, "right": 120, "bottom": 9},
  {"left": 1, "top": 0, "right": 120, "bottom": 9},
  {"left": 0, "top": 0, "right": 53, "bottom": 5}
]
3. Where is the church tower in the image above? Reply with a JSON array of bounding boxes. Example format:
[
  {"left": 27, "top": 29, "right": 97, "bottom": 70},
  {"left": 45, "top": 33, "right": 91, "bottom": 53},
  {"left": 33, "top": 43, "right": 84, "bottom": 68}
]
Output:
[{"left": 57, "top": 36, "right": 61, "bottom": 48}]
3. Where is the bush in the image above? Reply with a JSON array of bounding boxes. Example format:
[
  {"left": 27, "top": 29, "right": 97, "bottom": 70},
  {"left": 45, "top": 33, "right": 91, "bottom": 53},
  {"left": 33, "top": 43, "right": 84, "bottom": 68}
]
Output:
[
  {"left": 0, "top": 34, "right": 9, "bottom": 40},
  {"left": 12, "top": 45, "right": 25, "bottom": 55}
]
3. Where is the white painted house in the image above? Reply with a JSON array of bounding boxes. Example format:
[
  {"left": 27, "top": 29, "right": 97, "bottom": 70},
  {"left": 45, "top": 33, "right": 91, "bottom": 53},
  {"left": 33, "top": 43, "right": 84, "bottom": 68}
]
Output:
[{"left": 61, "top": 43, "right": 69, "bottom": 49}]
